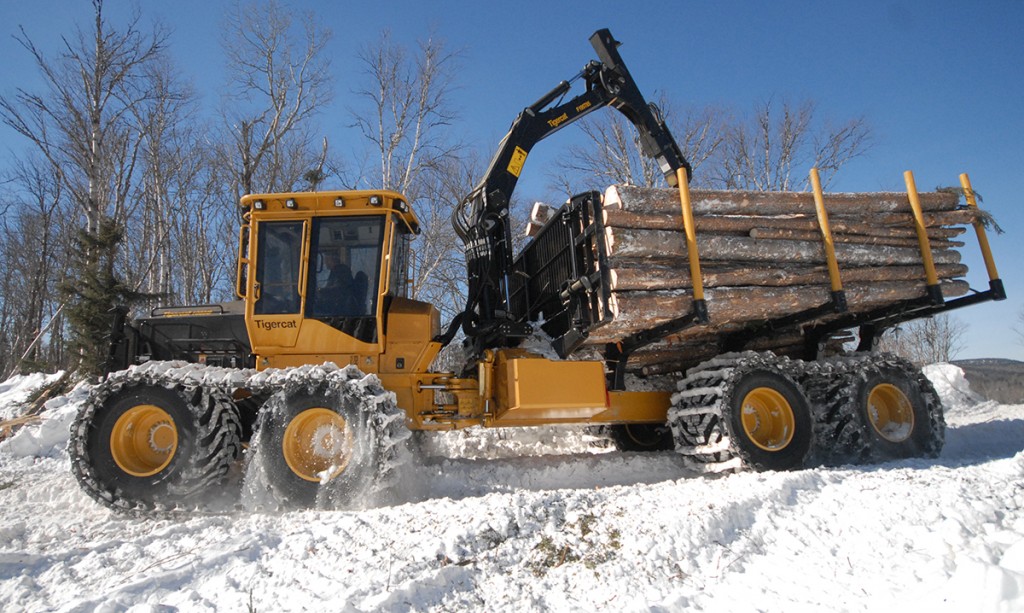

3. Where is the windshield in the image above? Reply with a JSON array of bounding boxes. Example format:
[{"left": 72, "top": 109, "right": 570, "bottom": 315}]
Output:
[{"left": 306, "top": 216, "right": 385, "bottom": 342}]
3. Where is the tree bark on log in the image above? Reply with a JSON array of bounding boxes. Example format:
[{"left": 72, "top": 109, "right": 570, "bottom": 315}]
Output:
[
  {"left": 747, "top": 227, "right": 963, "bottom": 249},
  {"left": 606, "top": 261, "right": 968, "bottom": 291},
  {"left": 604, "top": 185, "right": 961, "bottom": 217},
  {"left": 585, "top": 280, "right": 969, "bottom": 345},
  {"left": 602, "top": 208, "right": 977, "bottom": 236},
  {"left": 604, "top": 228, "right": 962, "bottom": 266}
]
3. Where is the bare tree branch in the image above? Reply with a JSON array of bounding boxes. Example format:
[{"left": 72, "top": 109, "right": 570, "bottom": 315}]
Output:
[{"left": 218, "top": 0, "right": 333, "bottom": 197}]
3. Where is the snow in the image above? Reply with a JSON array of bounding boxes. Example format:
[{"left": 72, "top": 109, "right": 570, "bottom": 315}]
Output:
[
  {"left": 2, "top": 364, "right": 1024, "bottom": 611},
  {"left": 0, "top": 372, "right": 65, "bottom": 421}
]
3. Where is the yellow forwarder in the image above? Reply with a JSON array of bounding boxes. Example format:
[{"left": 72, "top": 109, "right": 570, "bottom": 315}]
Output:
[{"left": 70, "top": 30, "right": 1005, "bottom": 514}]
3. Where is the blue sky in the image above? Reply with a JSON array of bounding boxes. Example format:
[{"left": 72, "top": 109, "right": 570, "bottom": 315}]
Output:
[{"left": 1, "top": 0, "right": 1022, "bottom": 359}]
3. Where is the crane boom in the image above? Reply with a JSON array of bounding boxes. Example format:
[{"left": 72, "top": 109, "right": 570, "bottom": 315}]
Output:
[{"left": 454, "top": 29, "right": 691, "bottom": 356}]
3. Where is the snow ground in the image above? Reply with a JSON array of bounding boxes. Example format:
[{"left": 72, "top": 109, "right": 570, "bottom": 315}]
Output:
[{"left": 1, "top": 364, "right": 1023, "bottom": 612}]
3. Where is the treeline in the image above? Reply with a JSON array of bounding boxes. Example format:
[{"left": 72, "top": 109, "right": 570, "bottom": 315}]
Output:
[
  {"left": 0, "top": 1, "right": 471, "bottom": 377},
  {"left": 0, "top": 1, "right": 875, "bottom": 378}
]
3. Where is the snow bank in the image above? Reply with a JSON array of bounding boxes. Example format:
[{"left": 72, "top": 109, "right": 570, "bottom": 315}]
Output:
[
  {"left": 0, "top": 372, "right": 65, "bottom": 421},
  {"left": 0, "top": 382, "right": 89, "bottom": 459},
  {"left": 925, "top": 362, "right": 988, "bottom": 412}
]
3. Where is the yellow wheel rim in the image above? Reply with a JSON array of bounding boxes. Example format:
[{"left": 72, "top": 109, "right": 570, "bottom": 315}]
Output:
[
  {"left": 110, "top": 405, "right": 178, "bottom": 477},
  {"left": 867, "top": 383, "right": 915, "bottom": 442},
  {"left": 740, "top": 387, "right": 796, "bottom": 451},
  {"left": 282, "top": 408, "right": 354, "bottom": 483}
]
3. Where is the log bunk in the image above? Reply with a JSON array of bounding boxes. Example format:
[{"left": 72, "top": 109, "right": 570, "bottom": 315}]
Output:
[{"left": 516, "top": 170, "right": 1005, "bottom": 380}]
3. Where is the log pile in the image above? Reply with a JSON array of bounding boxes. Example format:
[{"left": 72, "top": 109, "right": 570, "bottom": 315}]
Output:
[{"left": 572, "top": 185, "right": 978, "bottom": 370}]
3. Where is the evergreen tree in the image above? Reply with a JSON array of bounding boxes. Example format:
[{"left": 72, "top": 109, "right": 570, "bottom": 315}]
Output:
[{"left": 61, "top": 216, "right": 146, "bottom": 376}]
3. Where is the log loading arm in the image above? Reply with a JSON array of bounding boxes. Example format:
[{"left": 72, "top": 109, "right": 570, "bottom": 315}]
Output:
[{"left": 451, "top": 29, "right": 691, "bottom": 360}]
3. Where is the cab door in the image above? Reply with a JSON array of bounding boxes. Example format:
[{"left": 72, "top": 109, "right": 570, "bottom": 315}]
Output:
[{"left": 251, "top": 220, "right": 306, "bottom": 347}]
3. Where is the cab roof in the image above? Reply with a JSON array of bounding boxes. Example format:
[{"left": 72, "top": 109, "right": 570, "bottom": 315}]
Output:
[{"left": 239, "top": 190, "right": 420, "bottom": 234}]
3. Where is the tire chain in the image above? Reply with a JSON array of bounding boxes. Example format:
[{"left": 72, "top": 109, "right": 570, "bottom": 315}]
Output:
[
  {"left": 670, "top": 351, "right": 946, "bottom": 472},
  {"left": 69, "top": 367, "right": 243, "bottom": 518},
  {"left": 668, "top": 351, "right": 806, "bottom": 471},
  {"left": 70, "top": 362, "right": 409, "bottom": 517}
]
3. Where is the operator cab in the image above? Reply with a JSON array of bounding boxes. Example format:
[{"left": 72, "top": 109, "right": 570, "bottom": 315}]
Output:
[{"left": 238, "top": 190, "right": 420, "bottom": 367}]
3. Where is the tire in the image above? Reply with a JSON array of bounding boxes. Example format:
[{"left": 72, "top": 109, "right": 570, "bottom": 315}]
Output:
[
  {"left": 70, "top": 376, "right": 243, "bottom": 515},
  {"left": 255, "top": 372, "right": 406, "bottom": 509},
  {"left": 722, "top": 369, "right": 814, "bottom": 471},
  {"left": 800, "top": 356, "right": 872, "bottom": 467},
  {"left": 669, "top": 353, "right": 813, "bottom": 471},
  {"left": 843, "top": 356, "right": 945, "bottom": 462},
  {"left": 606, "top": 423, "right": 675, "bottom": 452}
]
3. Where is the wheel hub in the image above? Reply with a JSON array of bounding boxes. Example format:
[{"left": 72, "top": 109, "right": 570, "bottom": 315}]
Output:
[
  {"left": 148, "top": 421, "right": 175, "bottom": 454},
  {"left": 110, "top": 405, "right": 179, "bottom": 477},
  {"left": 740, "top": 387, "right": 795, "bottom": 452},
  {"left": 282, "top": 408, "right": 354, "bottom": 483},
  {"left": 867, "top": 383, "right": 915, "bottom": 442}
]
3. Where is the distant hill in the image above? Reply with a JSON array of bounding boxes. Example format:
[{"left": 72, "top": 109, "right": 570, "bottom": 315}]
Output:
[{"left": 951, "top": 358, "right": 1024, "bottom": 404}]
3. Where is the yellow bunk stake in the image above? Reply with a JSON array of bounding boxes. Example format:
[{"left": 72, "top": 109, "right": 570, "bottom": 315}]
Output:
[
  {"left": 677, "top": 167, "right": 709, "bottom": 322},
  {"left": 959, "top": 173, "right": 1003, "bottom": 288},
  {"left": 904, "top": 170, "right": 944, "bottom": 304},
  {"left": 809, "top": 168, "right": 847, "bottom": 312}
]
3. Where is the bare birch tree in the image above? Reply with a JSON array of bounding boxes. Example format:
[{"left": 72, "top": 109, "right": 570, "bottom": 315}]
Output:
[
  {"left": 0, "top": 0, "right": 169, "bottom": 373},
  {"left": 551, "top": 98, "right": 726, "bottom": 194},
  {"left": 0, "top": 157, "right": 69, "bottom": 374},
  {"left": 349, "top": 31, "right": 466, "bottom": 318},
  {"left": 219, "top": 0, "right": 333, "bottom": 198},
  {"left": 555, "top": 96, "right": 870, "bottom": 195},
  {"left": 0, "top": 0, "right": 166, "bottom": 236},
  {"left": 712, "top": 98, "right": 871, "bottom": 191},
  {"left": 124, "top": 57, "right": 194, "bottom": 305},
  {"left": 350, "top": 30, "right": 460, "bottom": 195},
  {"left": 877, "top": 314, "right": 968, "bottom": 365},
  {"left": 412, "top": 154, "right": 484, "bottom": 320}
]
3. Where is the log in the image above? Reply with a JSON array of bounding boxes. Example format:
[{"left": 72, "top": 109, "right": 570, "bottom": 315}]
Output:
[
  {"left": 604, "top": 228, "right": 962, "bottom": 266},
  {"left": 748, "top": 227, "right": 963, "bottom": 249},
  {"left": 586, "top": 280, "right": 970, "bottom": 345},
  {"left": 602, "top": 208, "right": 977, "bottom": 237},
  {"left": 606, "top": 261, "right": 968, "bottom": 291},
  {"left": 524, "top": 202, "right": 558, "bottom": 238},
  {"left": 604, "top": 185, "right": 961, "bottom": 217}
]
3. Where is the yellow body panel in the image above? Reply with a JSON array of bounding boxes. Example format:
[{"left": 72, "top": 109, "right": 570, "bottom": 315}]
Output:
[
  {"left": 490, "top": 352, "right": 608, "bottom": 424},
  {"left": 597, "top": 391, "right": 671, "bottom": 423}
]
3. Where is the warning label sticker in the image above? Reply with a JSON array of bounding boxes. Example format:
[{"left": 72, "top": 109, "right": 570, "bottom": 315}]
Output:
[{"left": 507, "top": 146, "right": 528, "bottom": 177}]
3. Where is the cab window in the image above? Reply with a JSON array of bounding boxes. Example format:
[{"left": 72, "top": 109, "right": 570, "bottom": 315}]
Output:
[
  {"left": 306, "top": 216, "right": 385, "bottom": 342},
  {"left": 254, "top": 221, "right": 303, "bottom": 315},
  {"left": 389, "top": 219, "right": 412, "bottom": 299}
]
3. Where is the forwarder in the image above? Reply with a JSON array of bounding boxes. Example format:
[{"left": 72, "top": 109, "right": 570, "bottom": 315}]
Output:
[{"left": 70, "top": 30, "right": 1005, "bottom": 514}]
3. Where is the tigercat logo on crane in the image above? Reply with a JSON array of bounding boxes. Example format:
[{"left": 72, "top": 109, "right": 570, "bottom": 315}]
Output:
[
  {"left": 547, "top": 112, "right": 569, "bottom": 128},
  {"left": 255, "top": 319, "right": 298, "bottom": 331}
]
